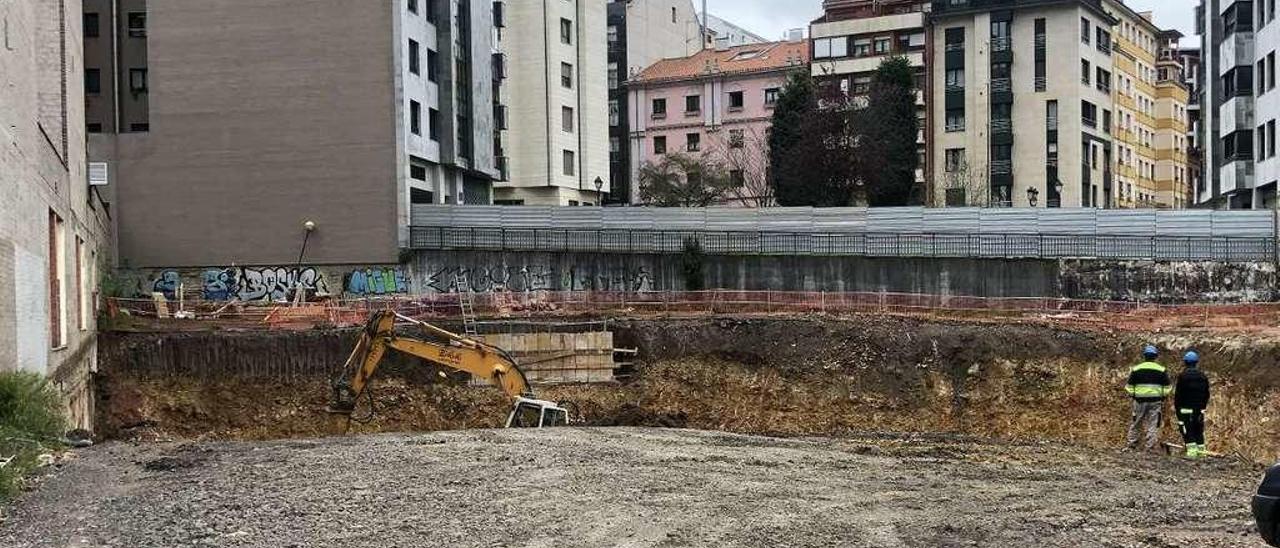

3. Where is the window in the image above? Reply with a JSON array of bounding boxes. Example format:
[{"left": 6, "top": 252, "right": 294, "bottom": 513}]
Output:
[
  {"left": 562, "top": 106, "right": 574, "bottom": 132},
  {"left": 608, "top": 62, "right": 618, "bottom": 89},
  {"left": 685, "top": 95, "right": 700, "bottom": 114},
  {"left": 653, "top": 135, "right": 667, "bottom": 154},
  {"left": 852, "top": 38, "right": 870, "bottom": 57},
  {"left": 563, "top": 150, "right": 576, "bottom": 175},
  {"left": 608, "top": 99, "right": 619, "bottom": 126},
  {"left": 1271, "top": 120, "right": 1277, "bottom": 157},
  {"left": 729, "top": 129, "right": 744, "bottom": 148},
  {"left": 945, "top": 27, "right": 965, "bottom": 48},
  {"left": 127, "top": 12, "right": 146, "bottom": 37},
  {"left": 561, "top": 62, "right": 573, "bottom": 88},
  {"left": 410, "top": 100, "right": 421, "bottom": 135},
  {"left": 84, "top": 13, "right": 99, "bottom": 38},
  {"left": 653, "top": 98, "right": 667, "bottom": 117},
  {"left": 86, "top": 123, "right": 102, "bottom": 133},
  {"left": 1271, "top": 52, "right": 1277, "bottom": 90},
  {"left": 945, "top": 109, "right": 964, "bottom": 132},
  {"left": 874, "top": 37, "right": 890, "bottom": 54},
  {"left": 409, "top": 39, "right": 420, "bottom": 74},
  {"left": 1082, "top": 100, "right": 1097, "bottom": 128},
  {"left": 48, "top": 211, "right": 63, "bottom": 349},
  {"left": 813, "top": 37, "right": 848, "bottom": 59},
  {"left": 686, "top": 133, "right": 700, "bottom": 152},
  {"left": 1225, "top": 2, "right": 1254, "bottom": 33},
  {"left": 1080, "top": 60, "right": 1090, "bottom": 85},
  {"left": 75, "top": 236, "right": 84, "bottom": 331},
  {"left": 1047, "top": 100, "right": 1058, "bottom": 130},
  {"left": 429, "top": 108, "right": 440, "bottom": 140},
  {"left": 85, "top": 69, "right": 101, "bottom": 95},
  {"left": 1096, "top": 68, "right": 1111, "bottom": 93},
  {"left": 1261, "top": 59, "right": 1268, "bottom": 95},
  {"left": 671, "top": 6, "right": 676, "bottom": 23},
  {"left": 1097, "top": 28, "right": 1111, "bottom": 54},
  {"left": 730, "top": 170, "right": 745, "bottom": 187},
  {"left": 427, "top": 49, "right": 439, "bottom": 82},
  {"left": 1260, "top": 125, "right": 1267, "bottom": 159},
  {"left": 728, "top": 91, "right": 744, "bottom": 110},
  {"left": 610, "top": 137, "right": 621, "bottom": 153},
  {"left": 130, "top": 123, "right": 149, "bottom": 132},
  {"left": 560, "top": 18, "right": 573, "bottom": 44},
  {"left": 1080, "top": 17, "right": 1090, "bottom": 44},
  {"left": 426, "top": 0, "right": 437, "bottom": 23},
  {"left": 945, "top": 148, "right": 965, "bottom": 172},
  {"left": 129, "top": 68, "right": 148, "bottom": 93},
  {"left": 410, "top": 164, "right": 427, "bottom": 181},
  {"left": 945, "top": 68, "right": 964, "bottom": 89},
  {"left": 409, "top": 0, "right": 418, "bottom": 13},
  {"left": 764, "top": 88, "right": 779, "bottom": 106},
  {"left": 608, "top": 25, "right": 618, "bottom": 43},
  {"left": 945, "top": 188, "right": 967, "bottom": 207},
  {"left": 1103, "top": 109, "right": 1112, "bottom": 134}
]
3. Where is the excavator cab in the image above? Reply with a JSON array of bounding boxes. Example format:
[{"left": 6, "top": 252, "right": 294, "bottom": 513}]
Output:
[{"left": 505, "top": 397, "right": 570, "bottom": 428}]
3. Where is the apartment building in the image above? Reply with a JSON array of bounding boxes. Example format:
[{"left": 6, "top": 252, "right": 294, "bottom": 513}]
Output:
[
  {"left": 1196, "top": 0, "right": 1261, "bottom": 208},
  {"left": 930, "top": 0, "right": 1117, "bottom": 208},
  {"left": 496, "top": 0, "right": 609, "bottom": 206},
  {"left": 627, "top": 40, "right": 809, "bottom": 205},
  {"left": 703, "top": 13, "right": 771, "bottom": 48},
  {"left": 607, "top": 0, "right": 704, "bottom": 204},
  {"left": 1154, "top": 30, "right": 1192, "bottom": 208},
  {"left": 1254, "top": 0, "right": 1280, "bottom": 208},
  {"left": 810, "top": 0, "right": 930, "bottom": 193},
  {"left": 1, "top": 0, "right": 112, "bottom": 428},
  {"left": 1180, "top": 47, "right": 1205, "bottom": 201},
  {"left": 1104, "top": 1, "right": 1161, "bottom": 208},
  {"left": 82, "top": 0, "right": 503, "bottom": 268}
]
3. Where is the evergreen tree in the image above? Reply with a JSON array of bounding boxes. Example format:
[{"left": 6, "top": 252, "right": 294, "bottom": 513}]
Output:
[
  {"left": 862, "top": 56, "right": 921, "bottom": 206},
  {"left": 768, "top": 71, "right": 819, "bottom": 206}
]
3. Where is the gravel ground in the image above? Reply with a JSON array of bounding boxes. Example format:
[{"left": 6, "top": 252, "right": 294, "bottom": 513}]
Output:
[{"left": 0, "top": 428, "right": 1267, "bottom": 547}]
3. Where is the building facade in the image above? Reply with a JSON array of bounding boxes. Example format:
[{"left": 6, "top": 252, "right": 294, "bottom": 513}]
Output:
[
  {"left": 496, "top": 0, "right": 609, "bottom": 206},
  {"left": 1196, "top": 0, "right": 1259, "bottom": 208},
  {"left": 82, "top": 0, "right": 504, "bottom": 268},
  {"left": 1181, "top": 46, "right": 1205, "bottom": 201},
  {"left": 1104, "top": 2, "right": 1161, "bottom": 208},
  {"left": 930, "top": 0, "right": 1119, "bottom": 208},
  {"left": 703, "top": 13, "right": 770, "bottom": 48},
  {"left": 1, "top": 0, "right": 112, "bottom": 428},
  {"left": 1154, "top": 30, "right": 1191, "bottom": 208},
  {"left": 627, "top": 40, "right": 809, "bottom": 206},
  {"left": 810, "top": 0, "right": 930, "bottom": 197},
  {"left": 606, "top": 0, "right": 704, "bottom": 205}
]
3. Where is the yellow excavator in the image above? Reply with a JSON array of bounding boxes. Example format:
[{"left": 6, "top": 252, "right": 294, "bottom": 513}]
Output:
[{"left": 328, "top": 310, "right": 572, "bottom": 428}]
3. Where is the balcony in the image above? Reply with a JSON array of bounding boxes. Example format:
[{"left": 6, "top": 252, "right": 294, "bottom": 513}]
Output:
[
  {"left": 1047, "top": 114, "right": 1058, "bottom": 131},
  {"left": 991, "top": 78, "right": 1011, "bottom": 93},
  {"left": 990, "top": 159, "right": 1012, "bottom": 175},
  {"left": 991, "top": 36, "right": 1011, "bottom": 52},
  {"left": 990, "top": 118, "right": 1012, "bottom": 133}
]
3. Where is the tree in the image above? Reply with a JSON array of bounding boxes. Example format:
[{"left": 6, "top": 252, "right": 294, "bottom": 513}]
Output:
[
  {"left": 768, "top": 70, "right": 822, "bottom": 206},
  {"left": 862, "top": 56, "right": 921, "bottom": 207},
  {"left": 706, "top": 126, "right": 775, "bottom": 207},
  {"left": 938, "top": 157, "right": 991, "bottom": 207},
  {"left": 637, "top": 153, "right": 736, "bottom": 207}
]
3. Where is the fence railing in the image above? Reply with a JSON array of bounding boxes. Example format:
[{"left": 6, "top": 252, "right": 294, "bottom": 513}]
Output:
[{"left": 408, "top": 226, "right": 1278, "bottom": 262}]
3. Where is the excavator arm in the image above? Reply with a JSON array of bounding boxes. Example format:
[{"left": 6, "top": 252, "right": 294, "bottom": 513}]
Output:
[{"left": 329, "top": 310, "right": 533, "bottom": 416}]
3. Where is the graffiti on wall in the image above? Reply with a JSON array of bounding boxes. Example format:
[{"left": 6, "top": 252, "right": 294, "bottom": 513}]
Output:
[
  {"left": 345, "top": 268, "right": 410, "bottom": 296},
  {"left": 422, "top": 265, "right": 652, "bottom": 293},
  {"left": 148, "top": 267, "right": 331, "bottom": 302}
]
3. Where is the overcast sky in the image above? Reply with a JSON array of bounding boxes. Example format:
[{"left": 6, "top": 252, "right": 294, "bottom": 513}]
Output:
[{"left": 707, "top": 0, "right": 1198, "bottom": 45}]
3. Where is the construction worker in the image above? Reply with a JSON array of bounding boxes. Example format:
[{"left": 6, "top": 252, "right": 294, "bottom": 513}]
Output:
[
  {"left": 1174, "top": 351, "right": 1211, "bottom": 458},
  {"left": 1125, "top": 345, "right": 1171, "bottom": 452}
]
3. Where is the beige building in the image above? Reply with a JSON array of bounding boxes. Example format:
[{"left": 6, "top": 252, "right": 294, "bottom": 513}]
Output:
[
  {"left": 1154, "top": 30, "right": 1191, "bottom": 208},
  {"left": 496, "top": 0, "right": 610, "bottom": 206},
  {"left": 1, "top": 0, "right": 112, "bottom": 428},
  {"left": 930, "top": 0, "right": 1117, "bottom": 208},
  {"left": 83, "top": 0, "right": 505, "bottom": 268},
  {"left": 810, "top": 0, "right": 930, "bottom": 191}
]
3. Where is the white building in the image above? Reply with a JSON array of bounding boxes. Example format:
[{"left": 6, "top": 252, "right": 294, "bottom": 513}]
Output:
[
  {"left": 703, "top": 13, "right": 769, "bottom": 48},
  {"left": 496, "top": 0, "right": 610, "bottom": 206}
]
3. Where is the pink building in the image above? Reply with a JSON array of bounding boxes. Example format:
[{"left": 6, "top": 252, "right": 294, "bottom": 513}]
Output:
[{"left": 627, "top": 40, "right": 810, "bottom": 205}]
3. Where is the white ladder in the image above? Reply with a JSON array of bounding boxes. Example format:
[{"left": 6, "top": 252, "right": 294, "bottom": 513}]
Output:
[{"left": 455, "top": 271, "right": 479, "bottom": 337}]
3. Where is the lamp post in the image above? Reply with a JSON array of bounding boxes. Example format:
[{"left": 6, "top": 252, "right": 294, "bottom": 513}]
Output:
[
  {"left": 594, "top": 176, "right": 605, "bottom": 206},
  {"left": 1026, "top": 187, "right": 1040, "bottom": 208},
  {"left": 292, "top": 221, "right": 317, "bottom": 303}
]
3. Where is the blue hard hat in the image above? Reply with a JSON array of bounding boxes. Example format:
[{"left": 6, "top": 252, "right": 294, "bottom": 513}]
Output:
[
  {"left": 1143, "top": 345, "right": 1159, "bottom": 358},
  {"left": 1184, "top": 351, "right": 1200, "bottom": 364}
]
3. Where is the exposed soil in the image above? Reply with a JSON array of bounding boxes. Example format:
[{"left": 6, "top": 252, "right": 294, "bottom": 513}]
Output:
[{"left": 0, "top": 428, "right": 1265, "bottom": 548}]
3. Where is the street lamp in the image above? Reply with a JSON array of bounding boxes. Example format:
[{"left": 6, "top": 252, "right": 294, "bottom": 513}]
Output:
[
  {"left": 594, "top": 176, "right": 604, "bottom": 206},
  {"left": 1026, "top": 187, "right": 1040, "bottom": 208}
]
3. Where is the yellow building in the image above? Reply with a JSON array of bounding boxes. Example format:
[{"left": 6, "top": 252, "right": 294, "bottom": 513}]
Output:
[
  {"left": 1102, "top": 2, "right": 1189, "bottom": 209},
  {"left": 1155, "top": 30, "right": 1191, "bottom": 208}
]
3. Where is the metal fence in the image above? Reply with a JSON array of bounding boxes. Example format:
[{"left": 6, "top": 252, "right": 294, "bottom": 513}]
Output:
[{"left": 409, "top": 226, "right": 1277, "bottom": 261}]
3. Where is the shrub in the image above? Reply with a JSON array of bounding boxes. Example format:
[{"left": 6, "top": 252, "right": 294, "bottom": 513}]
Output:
[{"left": 0, "top": 372, "right": 67, "bottom": 499}]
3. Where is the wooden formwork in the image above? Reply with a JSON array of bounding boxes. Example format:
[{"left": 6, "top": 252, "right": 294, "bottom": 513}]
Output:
[{"left": 478, "top": 331, "right": 616, "bottom": 384}]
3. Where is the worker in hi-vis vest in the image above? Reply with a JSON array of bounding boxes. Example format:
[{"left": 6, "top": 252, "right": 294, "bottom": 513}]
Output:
[
  {"left": 1174, "top": 351, "right": 1211, "bottom": 459},
  {"left": 1125, "top": 345, "right": 1172, "bottom": 452}
]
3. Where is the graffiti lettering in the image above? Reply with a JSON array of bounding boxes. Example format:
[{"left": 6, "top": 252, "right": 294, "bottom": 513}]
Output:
[
  {"left": 236, "top": 267, "right": 328, "bottom": 302},
  {"left": 423, "top": 265, "right": 652, "bottom": 294},
  {"left": 345, "top": 268, "right": 410, "bottom": 296},
  {"left": 151, "top": 270, "right": 181, "bottom": 299},
  {"left": 200, "top": 268, "right": 237, "bottom": 301}
]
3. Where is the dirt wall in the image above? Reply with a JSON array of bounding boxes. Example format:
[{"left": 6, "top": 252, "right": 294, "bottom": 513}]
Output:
[{"left": 96, "top": 317, "right": 1280, "bottom": 463}]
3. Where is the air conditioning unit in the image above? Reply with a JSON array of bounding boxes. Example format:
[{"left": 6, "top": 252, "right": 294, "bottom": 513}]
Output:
[{"left": 88, "top": 162, "right": 109, "bottom": 186}]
